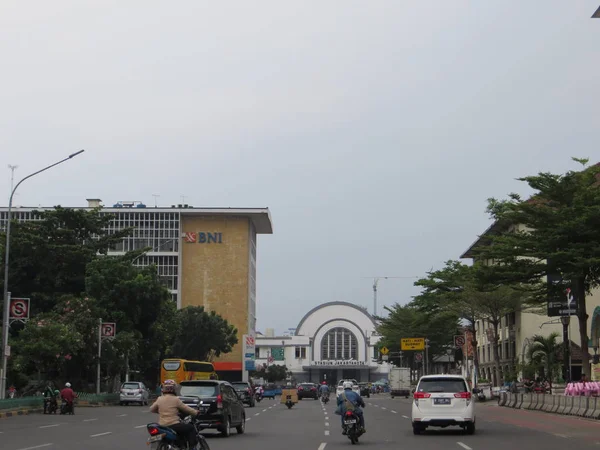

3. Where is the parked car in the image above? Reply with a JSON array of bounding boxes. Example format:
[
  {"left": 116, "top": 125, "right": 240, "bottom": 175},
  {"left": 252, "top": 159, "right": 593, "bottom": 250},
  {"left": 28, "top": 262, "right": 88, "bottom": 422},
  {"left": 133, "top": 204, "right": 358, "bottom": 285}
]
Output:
[
  {"left": 178, "top": 380, "right": 246, "bottom": 437},
  {"left": 411, "top": 375, "right": 475, "bottom": 435},
  {"left": 358, "top": 382, "right": 371, "bottom": 398},
  {"left": 297, "top": 383, "right": 319, "bottom": 400},
  {"left": 119, "top": 381, "right": 150, "bottom": 406},
  {"left": 231, "top": 381, "right": 256, "bottom": 407}
]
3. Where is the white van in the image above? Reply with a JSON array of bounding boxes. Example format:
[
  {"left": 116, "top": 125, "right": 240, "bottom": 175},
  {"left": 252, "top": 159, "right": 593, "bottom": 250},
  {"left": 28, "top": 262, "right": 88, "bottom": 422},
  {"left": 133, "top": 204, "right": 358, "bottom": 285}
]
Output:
[{"left": 411, "top": 375, "right": 475, "bottom": 435}]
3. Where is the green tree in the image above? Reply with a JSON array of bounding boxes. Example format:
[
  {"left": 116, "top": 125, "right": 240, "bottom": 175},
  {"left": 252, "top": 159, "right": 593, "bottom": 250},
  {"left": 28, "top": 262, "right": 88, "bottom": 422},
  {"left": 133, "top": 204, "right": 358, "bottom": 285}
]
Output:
[
  {"left": 169, "top": 306, "right": 238, "bottom": 361},
  {"left": 12, "top": 313, "right": 85, "bottom": 381},
  {"left": 264, "top": 364, "right": 288, "bottom": 382},
  {"left": 526, "top": 332, "right": 561, "bottom": 382},
  {"left": 85, "top": 255, "right": 177, "bottom": 382},
  {"left": 0, "top": 207, "right": 130, "bottom": 314},
  {"left": 477, "top": 159, "right": 600, "bottom": 377}
]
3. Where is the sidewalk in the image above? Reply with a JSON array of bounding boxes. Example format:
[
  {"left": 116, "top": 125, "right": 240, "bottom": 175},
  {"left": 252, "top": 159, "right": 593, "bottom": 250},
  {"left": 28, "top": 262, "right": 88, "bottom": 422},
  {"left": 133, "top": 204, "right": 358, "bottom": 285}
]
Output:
[{"left": 480, "top": 400, "right": 600, "bottom": 444}]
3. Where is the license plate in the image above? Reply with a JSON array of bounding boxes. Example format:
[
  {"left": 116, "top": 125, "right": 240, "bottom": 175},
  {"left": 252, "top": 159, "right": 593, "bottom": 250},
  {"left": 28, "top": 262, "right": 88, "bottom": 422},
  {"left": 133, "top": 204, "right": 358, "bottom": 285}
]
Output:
[
  {"left": 344, "top": 419, "right": 357, "bottom": 424},
  {"left": 148, "top": 434, "right": 164, "bottom": 443},
  {"left": 434, "top": 398, "right": 451, "bottom": 405},
  {"left": 199, "top": 406, "right": 209, "bottom": 413}
]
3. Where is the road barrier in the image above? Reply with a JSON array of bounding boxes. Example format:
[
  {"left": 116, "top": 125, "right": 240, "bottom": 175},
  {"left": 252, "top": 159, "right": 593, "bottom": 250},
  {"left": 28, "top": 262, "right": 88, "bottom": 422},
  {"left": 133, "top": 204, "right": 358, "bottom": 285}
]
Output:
[{"left": 500, "top": 391, "right": 600, "bottom": 420}]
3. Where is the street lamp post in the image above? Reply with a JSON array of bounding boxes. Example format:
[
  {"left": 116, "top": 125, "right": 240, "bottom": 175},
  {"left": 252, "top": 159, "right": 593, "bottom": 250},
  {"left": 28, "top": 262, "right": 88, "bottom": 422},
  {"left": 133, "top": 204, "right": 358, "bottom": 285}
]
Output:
[{"left": 1, "top": 150, "right": 85, "bottom": 399}]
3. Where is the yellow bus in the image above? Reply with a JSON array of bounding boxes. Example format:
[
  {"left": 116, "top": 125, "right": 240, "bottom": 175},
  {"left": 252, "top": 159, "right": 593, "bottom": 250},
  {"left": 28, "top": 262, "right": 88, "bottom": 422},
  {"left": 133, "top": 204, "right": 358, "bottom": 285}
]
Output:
[{"left": 160, "top": 359, "right": 218, "bottom": 384}]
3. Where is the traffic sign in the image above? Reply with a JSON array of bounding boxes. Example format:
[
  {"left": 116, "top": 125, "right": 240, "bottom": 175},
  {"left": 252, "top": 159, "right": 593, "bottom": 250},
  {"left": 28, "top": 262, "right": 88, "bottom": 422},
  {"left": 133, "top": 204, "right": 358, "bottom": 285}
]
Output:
[
  {"left": 380, "top": 346, "right": 389, "bottom": 355},
  {"left": 401, "top": 338, "right": 425, "bottom": 351},
  {"left": 382, "top": 355, "right": 389, "bottom": 361},
  {"left": 101, "top": 322, "right": 116, "bottom": 338},
  {"left": 9, "top": 298, "right": 30, "bottom": 320},
  {"left": 454, "top": 335, "right": 466, "bottom": 347}
]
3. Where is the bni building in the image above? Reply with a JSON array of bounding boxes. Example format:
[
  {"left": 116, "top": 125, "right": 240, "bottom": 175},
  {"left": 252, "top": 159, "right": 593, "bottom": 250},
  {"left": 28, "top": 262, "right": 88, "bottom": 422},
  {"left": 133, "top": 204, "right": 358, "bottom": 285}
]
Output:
[{"left": 0, "top": 199, "right": 273, "bottom": 380}]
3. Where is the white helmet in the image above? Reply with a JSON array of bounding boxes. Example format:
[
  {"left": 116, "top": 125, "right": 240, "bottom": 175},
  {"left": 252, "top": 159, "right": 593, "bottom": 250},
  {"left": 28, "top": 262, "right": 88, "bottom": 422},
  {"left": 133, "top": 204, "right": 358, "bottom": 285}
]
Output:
[
  {"left": 343, "top": 381, "right": 353, "bottom": 390},
  {"left": 65, "top": 382, "right": 71, "bottom": 388}
]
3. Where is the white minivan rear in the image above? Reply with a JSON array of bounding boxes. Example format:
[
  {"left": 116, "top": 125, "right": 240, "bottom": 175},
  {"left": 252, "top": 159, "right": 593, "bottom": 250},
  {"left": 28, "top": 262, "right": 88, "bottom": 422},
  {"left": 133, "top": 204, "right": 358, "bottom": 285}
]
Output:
[{"left": 411, "top": 375, "right": 475, "bottom": 435}]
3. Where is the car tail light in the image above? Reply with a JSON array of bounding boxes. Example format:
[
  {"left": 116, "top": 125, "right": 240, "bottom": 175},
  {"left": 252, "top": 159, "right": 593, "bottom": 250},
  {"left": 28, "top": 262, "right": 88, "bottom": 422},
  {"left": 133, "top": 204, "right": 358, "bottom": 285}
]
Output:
[
  {"left": 298, "top": 387, "right": 303, "bottom": 391},
  {"left": 311, "top": 387, "right": 316, "bottom": 391},
  {"left": 216, "top": 394, "right": 223, "bottom": 409},
  {"left": 454, "top": 392, "right": 472, "bottom": 399},
  {"left": 413, "top": 392, "right": 431, "bottom": 399},
  {"left": 148, "top": 427, "right": 160, "bottom": 436}
]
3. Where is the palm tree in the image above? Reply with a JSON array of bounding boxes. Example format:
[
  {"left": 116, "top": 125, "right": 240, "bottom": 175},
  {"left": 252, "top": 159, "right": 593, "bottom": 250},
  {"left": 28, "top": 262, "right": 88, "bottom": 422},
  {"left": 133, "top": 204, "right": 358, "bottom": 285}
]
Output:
[{"left": 526, "top": 332, "right": 561, "bottom": 382}]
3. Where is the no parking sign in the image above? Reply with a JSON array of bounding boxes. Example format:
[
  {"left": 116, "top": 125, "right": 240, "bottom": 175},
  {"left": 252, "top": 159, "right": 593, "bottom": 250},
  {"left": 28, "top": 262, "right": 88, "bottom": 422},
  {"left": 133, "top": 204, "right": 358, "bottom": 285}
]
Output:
[
  {"left": 9, "top": 298, "right": 30, "bottom": 320},
  {"left": 101, "top": 322, "right": 116, "bottom": 338}
]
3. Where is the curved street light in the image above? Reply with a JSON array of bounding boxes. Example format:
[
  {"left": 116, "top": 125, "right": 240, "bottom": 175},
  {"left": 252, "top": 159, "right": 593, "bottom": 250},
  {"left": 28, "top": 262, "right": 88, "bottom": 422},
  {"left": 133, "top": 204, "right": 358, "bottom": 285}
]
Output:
[{"left": 1, "top": 150, "right": 85, "bottom": 398}]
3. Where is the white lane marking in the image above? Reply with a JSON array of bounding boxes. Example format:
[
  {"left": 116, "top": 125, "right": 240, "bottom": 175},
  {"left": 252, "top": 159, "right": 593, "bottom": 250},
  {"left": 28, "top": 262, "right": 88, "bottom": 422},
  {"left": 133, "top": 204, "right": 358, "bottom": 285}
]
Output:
[
  {"left": 83, "top": 418, "right": 98, "bottom": 422},
  {"left": 325, "top": 416, "right": 329, "bottom": 420},
  {"left": 117, "top": 414, "right": 127, "bottom": 417},
  {"left": 402, "top": 415, "right": 409, "bottom": 419},
  {"left": 373, "top": 404, "right": 379, "bottom": 407},
  {"left": 381, "top": 407, "right": 387, "bottom": 410},
  {"left": 254, "top": 413, "right": 260, "bottom": 416},
  {"left": 90, "top": 432, "right": 112, "bottom": 438},
  {"left": 554, "top": 434, "right": 569, "bottom": 439},
  {"left": 246, "top": 418, "right": 251, "bottom": 421},
  {"left": 457, "top": 443, "right": 472, "bottom": 450},
  {"left": 262, "top": 409, "right": 267, "bottom": 412},
  {"left": 391, "top": 410, "right": 397, "bottom": 414},
  {"left": 39, "top": 424, "right": 61, "bottom": 429},
  {"left": 16, "top": 445, "right": 53, "bottom": 450},
  {"left": 134, "top": 425, "right": 146, "bottom": 429},
  {"left": 325, "top": 422, "right": 329, "bottom": 426},
  {"left": 318, "top": 444, "right": 327, "bottom": 450},
  {"left": 324, "top": 430, "right": 330, "bottom": 436}
]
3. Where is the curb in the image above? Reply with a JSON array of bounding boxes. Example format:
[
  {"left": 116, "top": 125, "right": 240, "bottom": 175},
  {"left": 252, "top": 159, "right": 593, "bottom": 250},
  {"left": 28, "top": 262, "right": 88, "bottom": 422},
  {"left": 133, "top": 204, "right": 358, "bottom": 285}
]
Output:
[{"left": 0, "top": 408, "right": 43, "bottom": 419}]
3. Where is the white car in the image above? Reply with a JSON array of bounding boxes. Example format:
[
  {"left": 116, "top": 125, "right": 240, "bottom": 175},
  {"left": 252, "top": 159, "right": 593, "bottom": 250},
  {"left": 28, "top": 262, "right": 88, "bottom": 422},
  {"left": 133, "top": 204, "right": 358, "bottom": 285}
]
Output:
[
  {"left": 411, "top": 375, "right": 475, "bottom": 435},
  {"left": 336, "top": 379, "right": 360, "bottom": 396}
]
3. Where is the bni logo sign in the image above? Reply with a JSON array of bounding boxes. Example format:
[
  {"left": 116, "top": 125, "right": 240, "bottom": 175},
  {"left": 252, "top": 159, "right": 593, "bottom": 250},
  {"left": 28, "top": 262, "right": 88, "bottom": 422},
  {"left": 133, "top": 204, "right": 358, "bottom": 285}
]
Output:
[{"left": 183, "top": 232, "right": 223, "bottom": 244}]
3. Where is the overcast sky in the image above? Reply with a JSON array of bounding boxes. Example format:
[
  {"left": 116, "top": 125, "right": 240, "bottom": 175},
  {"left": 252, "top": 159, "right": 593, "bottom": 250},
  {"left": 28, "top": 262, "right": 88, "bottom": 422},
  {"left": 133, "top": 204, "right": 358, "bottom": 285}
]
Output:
[{"left": 2, "top": 1, "right": 598, "bottom": 334}]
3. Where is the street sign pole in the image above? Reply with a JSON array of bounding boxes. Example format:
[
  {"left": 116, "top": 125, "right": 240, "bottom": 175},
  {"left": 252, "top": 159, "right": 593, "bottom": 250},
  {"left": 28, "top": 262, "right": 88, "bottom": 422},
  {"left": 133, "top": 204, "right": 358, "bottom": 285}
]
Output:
[{"left": 96, "top": 318, "right": 102, "bottom": 395}]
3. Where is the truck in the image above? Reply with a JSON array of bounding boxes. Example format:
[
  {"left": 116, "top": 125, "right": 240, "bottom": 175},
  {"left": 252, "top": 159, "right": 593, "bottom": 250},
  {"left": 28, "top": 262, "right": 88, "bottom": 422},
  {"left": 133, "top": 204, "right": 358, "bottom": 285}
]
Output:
[{"left": 389, "top": 367, "right": 411, "bottom": 398}]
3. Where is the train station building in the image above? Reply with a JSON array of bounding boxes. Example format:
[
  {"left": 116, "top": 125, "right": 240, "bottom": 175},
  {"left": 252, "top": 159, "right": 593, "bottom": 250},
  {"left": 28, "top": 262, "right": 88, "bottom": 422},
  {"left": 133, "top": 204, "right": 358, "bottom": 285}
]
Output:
[{"left": 254, "top": 302, "right": 390, "bottom": 384}]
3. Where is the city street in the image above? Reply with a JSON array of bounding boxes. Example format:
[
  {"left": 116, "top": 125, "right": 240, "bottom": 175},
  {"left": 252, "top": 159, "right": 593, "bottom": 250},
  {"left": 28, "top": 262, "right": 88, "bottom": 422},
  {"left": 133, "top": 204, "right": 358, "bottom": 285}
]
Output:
[{"left": 2, "top": 395, "right": 600, "bottom": 450}]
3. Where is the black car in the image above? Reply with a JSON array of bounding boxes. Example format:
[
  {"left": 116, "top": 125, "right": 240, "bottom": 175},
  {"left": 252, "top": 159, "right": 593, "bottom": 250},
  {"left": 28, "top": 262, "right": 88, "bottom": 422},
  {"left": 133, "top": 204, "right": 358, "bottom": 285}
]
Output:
[
  {"left": 358, "top": 383, "right": 370, "bottom": 398},
  {"left": 297, "top": 383, "right": 318, "bottom": 400},
  {"left": 231, "top": 381, "right": 255, "bottom": 407},
  {"left": 178, "top": 380, "right": 246, "bottom": 437}
]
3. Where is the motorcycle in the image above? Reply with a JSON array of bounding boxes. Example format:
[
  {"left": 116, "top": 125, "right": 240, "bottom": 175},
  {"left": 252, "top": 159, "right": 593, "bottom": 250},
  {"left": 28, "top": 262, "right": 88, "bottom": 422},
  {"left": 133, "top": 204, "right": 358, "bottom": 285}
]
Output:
[
  {"left": 343, "top": 410, "right": 364, "bottom": 444},
  {"left": 44, "top": 398, "right": 58, "bottom": 414},
  {"left": 285, "top": 394, "right": 294, "bottom": 409},
  {"left": 255, "top": 391, "right": 263, "bottom": 403},
  {"left": 321, "top": 393, "right": 329, "bottom": 404},
  {"left": 147, "top": 415, "right": 210, "bottom": 450},
  {"left": 60, "top": 400, "right": 74, "bottom": 415}
]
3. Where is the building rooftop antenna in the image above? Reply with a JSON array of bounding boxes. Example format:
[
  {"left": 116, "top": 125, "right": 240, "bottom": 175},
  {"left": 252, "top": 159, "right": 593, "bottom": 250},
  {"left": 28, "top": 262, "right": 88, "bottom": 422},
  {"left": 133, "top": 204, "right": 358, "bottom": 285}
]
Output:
[{"left": 152, "top": 194, "right": 160, "bottom": 208}]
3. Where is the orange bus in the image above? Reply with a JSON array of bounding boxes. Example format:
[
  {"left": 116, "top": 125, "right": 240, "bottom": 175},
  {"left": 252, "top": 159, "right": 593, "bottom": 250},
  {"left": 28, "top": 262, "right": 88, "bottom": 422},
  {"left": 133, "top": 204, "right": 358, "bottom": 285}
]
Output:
[{"left": 160, "top": 359, "right": 218, "bottom": 384}]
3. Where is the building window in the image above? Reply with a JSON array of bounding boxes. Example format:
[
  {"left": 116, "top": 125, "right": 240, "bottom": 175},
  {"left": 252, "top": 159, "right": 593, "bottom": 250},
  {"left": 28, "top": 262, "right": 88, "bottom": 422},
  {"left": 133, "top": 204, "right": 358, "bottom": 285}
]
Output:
[
  {"left": 320, "top": 327, "right": 358, "bottom": 360},
  {"left": 295, "top": 347, "right": 306, "bottom": 359},
  {"left": 255, "top": 347, "right": 260, "bottom": 358}
]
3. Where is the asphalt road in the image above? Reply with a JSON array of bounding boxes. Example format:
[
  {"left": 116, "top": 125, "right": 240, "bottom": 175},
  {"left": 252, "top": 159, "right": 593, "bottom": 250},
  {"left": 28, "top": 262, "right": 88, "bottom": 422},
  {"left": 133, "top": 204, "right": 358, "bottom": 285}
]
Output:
[{"left": 2, "top": 395, "right": 600, "bottom": 450}]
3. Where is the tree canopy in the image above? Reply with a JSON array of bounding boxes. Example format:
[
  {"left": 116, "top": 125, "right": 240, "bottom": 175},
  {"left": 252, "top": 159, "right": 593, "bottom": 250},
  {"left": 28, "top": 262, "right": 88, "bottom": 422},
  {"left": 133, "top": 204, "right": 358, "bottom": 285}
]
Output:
[{"left": 475, "top": 159, "right": 600, "bottom": 377}]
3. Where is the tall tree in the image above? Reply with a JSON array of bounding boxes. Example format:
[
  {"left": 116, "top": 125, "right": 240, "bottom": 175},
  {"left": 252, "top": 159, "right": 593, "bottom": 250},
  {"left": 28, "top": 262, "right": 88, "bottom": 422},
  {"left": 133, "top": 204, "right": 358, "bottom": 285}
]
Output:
[
  {"left": 169, "top": 306, "right": 238, "bottom": 361},
  {"left": 477, "top": 159, "right": 600, "bottom": 377},
  {"left": 1, "top": 207, "right": 130, "bottom": 314},
  {"left": 412, "top": 261, "right": 480, "bottom": 379}
]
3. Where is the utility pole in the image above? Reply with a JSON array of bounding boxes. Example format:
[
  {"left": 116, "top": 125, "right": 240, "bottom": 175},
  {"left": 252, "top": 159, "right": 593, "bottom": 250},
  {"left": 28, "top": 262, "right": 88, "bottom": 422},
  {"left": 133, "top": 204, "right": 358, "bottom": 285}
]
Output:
[{"left": 366, "top": 276, "right": 418, "bottom": 317}]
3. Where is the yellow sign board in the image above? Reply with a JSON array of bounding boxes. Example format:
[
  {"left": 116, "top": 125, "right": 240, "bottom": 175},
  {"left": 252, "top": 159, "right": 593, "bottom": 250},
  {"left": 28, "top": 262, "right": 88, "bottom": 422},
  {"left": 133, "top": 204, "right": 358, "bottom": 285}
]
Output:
[
  {"left": 401, "top": 338, "right": 425, "bottom": 351},
  {"left": 380, "top": 346, "right": 389, "bottom": 355}
]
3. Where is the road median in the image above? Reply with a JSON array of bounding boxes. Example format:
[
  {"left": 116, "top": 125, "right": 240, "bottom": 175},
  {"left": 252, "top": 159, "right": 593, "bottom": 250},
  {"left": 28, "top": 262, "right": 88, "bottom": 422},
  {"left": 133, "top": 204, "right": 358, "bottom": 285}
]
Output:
[{"left": 499, "top": 391, "right": 600, "bottom": 420}]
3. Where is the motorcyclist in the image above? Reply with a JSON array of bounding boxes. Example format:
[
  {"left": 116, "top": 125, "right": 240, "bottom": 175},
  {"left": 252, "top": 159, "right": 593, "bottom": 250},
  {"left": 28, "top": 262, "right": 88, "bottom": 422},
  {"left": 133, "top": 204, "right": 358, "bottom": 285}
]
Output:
[
  {"left": 254, "top": 385, "right": 264, "bottom": 398},
  {"left": 337, "top": 381, "right": 365, "bottom": 434},
  {"left": 319, "top": 381, "right": 330, "bottom": 398},
  {"left": 43, "top": 385, "right": 58, "bottom": 413},
  {"left": 60, "top": 383, "right": 77, "bottom": 413},
  {"left": 150, "top": 379, "right": 200, "bottom": 448}
]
